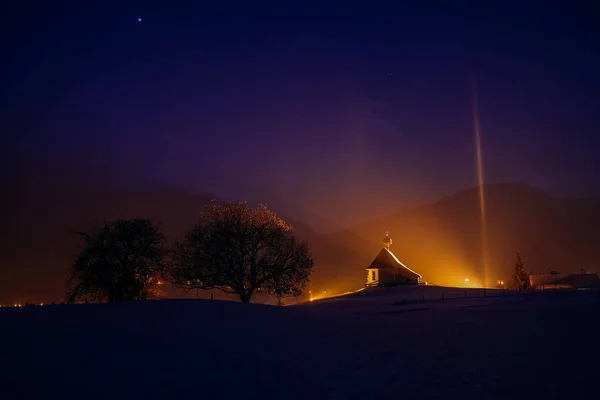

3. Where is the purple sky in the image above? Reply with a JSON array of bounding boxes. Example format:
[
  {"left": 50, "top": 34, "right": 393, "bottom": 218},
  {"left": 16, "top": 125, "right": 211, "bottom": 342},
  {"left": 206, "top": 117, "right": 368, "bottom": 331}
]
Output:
[{"left": 2, "top": 2, "right": 599, "bottom": 229}]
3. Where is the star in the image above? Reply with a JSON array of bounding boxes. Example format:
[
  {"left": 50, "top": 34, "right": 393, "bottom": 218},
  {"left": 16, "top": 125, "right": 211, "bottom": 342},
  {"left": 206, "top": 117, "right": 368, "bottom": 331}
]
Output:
[{"left": 137, "top": 17, "right": 142, "bottom": 23}]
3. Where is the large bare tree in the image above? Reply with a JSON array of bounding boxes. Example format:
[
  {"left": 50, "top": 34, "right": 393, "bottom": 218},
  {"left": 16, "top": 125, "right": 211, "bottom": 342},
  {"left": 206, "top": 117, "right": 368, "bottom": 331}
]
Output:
[
  {"left": 169, "top": 201, "right": 314, "bottom": 303},
  {"left": 67, "top": 219, "right": 166, "bottom": 303}
]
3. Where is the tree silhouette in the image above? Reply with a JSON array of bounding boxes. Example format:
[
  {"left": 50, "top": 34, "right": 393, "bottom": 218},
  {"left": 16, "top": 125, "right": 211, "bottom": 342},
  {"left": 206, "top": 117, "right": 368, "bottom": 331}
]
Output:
[
  {"left": 168, "top": 201, "right": 314, "bottom": 303},
  {"left": 67, "top": 219, "right": 166, "bottom": 303},
  {"left": 510, "top": 252, "right": 530, "bottom": 291}
]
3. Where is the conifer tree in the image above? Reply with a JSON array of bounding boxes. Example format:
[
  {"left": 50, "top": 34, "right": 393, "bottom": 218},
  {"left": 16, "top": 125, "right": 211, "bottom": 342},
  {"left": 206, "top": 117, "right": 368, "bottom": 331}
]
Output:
[{"left": 510, "top": 252, "right": 531, "bottom": 291}]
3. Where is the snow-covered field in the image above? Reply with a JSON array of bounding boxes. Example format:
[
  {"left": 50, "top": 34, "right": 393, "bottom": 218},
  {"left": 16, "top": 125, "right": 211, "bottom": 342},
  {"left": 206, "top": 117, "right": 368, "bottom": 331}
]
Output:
[{"left": 1, "top": 287, "right": 599, "bottom": 399}]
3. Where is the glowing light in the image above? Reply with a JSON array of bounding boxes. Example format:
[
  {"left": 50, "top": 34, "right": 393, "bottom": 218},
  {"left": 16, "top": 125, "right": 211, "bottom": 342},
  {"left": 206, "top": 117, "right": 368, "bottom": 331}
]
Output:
[
  {"left": 137, "top": 17, "right": 142, "bottom": 22},
  {"left": 465, "top": 278, "right": 470, "bottom": 283},
  {"left": 307, "top": 287, "right": 365, "bottom": 303},
  {"left": 472, "top": 81, "right": 489, "bottom": 287}
]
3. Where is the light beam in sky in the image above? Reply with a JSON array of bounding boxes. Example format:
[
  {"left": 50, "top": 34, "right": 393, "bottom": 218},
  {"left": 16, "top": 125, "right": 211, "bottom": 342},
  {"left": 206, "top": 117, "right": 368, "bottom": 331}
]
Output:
[{"left": 472, "top": 81, "right": 489, "bottom": 287}]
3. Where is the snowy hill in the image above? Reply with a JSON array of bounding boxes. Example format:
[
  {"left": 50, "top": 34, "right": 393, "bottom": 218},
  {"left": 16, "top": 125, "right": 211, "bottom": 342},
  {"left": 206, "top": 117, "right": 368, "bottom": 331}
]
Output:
[
  {"left": 304, "top": 285, "right": 508, "bottom": 308},
  {"left": 1, "top": 289, "right": 599, "bottom": 399}
]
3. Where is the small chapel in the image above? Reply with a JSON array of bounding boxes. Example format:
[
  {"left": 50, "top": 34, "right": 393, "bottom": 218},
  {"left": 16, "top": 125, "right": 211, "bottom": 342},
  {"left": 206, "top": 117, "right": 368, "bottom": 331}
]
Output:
[{"left": 365, "top": 232, "right": 422, "bottom": 287}]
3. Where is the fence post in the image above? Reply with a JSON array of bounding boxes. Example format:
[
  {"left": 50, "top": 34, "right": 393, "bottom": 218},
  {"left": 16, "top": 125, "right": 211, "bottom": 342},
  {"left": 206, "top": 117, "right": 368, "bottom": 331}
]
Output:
[
  {"left": 484, "top": 289, "right": 487, "bottom": 297},
  {"left": 464, "top": 291, "right": 467, "bottom": 298},
  {"left": 422, "top": 294, "right": 425, "bottom": 302},
  {"left": 442, "top": 292, "right": 444, "bottom": 300},
  {"left": 211, "top": 293, "right": 214, "bottom": 301}
]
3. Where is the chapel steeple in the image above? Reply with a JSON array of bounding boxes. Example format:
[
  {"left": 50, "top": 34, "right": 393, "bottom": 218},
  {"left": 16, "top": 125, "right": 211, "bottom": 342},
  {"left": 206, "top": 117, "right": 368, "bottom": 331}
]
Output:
[{"left": 383, "top": 231, "right": 392, "bottom": 250}]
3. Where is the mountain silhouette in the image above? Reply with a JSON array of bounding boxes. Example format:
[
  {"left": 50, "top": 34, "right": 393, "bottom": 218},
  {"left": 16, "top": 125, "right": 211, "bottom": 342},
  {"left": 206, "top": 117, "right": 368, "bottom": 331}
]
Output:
[
  {"left": 2, "top": 164, "right": 599, "bottom": 304},
  {"left": 319, "top": 182, "right": 600, "bottom": 290}
]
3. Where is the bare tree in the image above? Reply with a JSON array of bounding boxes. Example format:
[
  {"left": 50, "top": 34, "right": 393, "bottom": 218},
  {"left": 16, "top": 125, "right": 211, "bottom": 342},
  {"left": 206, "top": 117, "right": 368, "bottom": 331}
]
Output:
[
  {"left": 67, "top": 219, "right": 166, "bottom": 303},
  {"left": 168, "top": 201, "right": 314, "bottom": 303}
]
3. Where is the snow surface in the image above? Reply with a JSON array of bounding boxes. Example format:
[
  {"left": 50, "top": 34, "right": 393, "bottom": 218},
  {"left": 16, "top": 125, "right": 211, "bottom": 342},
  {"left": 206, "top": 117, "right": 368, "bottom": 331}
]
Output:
[{"left": 1, "top": 287, "right": 599, "bottom": 399}]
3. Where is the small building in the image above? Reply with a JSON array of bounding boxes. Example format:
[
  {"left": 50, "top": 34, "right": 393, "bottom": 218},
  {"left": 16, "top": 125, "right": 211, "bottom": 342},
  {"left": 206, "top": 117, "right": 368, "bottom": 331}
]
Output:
[
  {"left": 365, "top": 232, "right": 422, "bottom": 287},
  {"left": 533, "top": 273, "right": 600, "bottom": 291},
  {"left": 529, "top": 273, "right": 561, "bottom": 288}
]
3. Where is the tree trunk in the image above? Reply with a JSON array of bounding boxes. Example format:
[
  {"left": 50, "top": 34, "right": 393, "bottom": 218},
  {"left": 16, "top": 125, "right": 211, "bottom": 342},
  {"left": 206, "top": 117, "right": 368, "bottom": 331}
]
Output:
[
  {"left": 239, "top": 289, "right": 253, "bottom": 303},
  {"left": 239, "top": 292, "right": 250, "bottom": 303},
  {"left": 109, "top": 286, "right": 120, "bottom": 302}
]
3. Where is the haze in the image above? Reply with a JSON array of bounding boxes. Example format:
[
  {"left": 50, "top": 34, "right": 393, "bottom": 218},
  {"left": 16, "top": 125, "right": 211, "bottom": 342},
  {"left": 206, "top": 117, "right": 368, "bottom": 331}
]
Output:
[{"left": 1, "top": 3, "right": 599, "bottom": 303}]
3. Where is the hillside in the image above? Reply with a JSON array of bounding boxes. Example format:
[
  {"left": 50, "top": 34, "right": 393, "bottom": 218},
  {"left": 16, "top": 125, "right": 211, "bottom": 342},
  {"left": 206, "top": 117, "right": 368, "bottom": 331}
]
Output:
[
  {"left": 3, "top": 172, "right": 600, "bottom": 304},
  {"left": 324, "top": 183, "right": 600, "bottom": 289},
  {"left": 0, "top": 162, "right": 360, "bottom": 304},
  {"left": 0, "top": 154, "right": 343, "bottom": 304},
  {"left": 0, "top": 180, "right": 217, "bottom": 304}
]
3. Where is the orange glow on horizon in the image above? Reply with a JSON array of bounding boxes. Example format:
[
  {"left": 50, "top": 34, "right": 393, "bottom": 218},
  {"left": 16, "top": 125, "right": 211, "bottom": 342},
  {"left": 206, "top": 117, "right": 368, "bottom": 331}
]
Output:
[{"left": 304, "top": 287, "right": 365, "bottom": 303}]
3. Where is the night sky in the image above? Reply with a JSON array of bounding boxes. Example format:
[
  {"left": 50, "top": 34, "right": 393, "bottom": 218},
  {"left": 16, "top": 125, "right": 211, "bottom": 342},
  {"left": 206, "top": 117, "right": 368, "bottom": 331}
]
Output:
[{"left": 2, "top": 2, "right": 599, "bottom": 229}]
